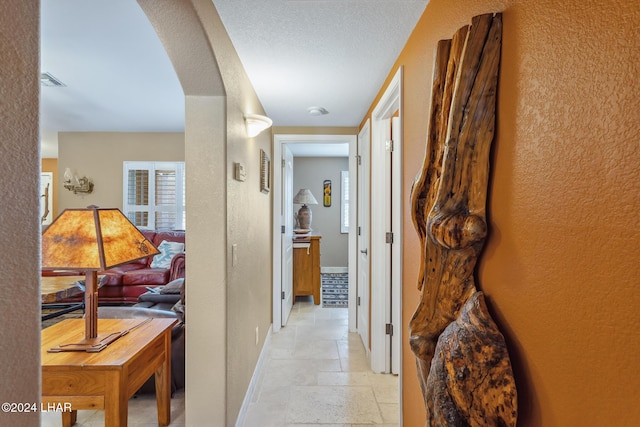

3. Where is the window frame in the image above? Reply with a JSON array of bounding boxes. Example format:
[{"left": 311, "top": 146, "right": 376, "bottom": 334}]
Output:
[
  {"left": 123, "top": 161, "right": 185, "bottom": 230},
  {"left": 341, "top": 170, "right": 349, "bottom": 234}
]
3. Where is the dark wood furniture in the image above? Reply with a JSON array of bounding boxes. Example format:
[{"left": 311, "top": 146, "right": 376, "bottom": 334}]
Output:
[
  {"left": 41, "top": 318, "right": 176, "bottom": 427},
  {"left": 293, "top": 234, "right": 321, "bottom": 305}
]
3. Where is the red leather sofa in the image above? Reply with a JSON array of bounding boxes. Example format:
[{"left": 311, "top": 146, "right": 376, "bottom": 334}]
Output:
[
  {"left": 43, "top": 229, "right": 185, "bottom": 305},
  {"left": 99, "top": 230, "right": 185, "bottom": 304}
]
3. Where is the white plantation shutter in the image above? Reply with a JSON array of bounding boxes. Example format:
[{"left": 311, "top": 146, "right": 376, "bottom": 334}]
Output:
[{"left": 123, "top": 162, "right": 185, "bottom": 230}]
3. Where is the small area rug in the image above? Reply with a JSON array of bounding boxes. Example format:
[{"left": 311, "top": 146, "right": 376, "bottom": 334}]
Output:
[{"left": 321, "top": 272, "right": 348, "bottom": 308}]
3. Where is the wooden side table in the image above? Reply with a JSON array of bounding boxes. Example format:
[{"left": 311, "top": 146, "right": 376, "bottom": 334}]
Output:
[
  {"left": 293, "top": 234, "right": 321, "bottom": 305},
  {"left": 41, "top": 318, "right": 176, "bottom": 427}
]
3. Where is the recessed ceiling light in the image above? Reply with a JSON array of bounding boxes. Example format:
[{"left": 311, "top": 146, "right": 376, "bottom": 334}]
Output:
[
  {"left": 40, "top": 72, "right": 66, "bottom": 87},
  {"left": 307, "top": 106, "right": 329, "bottom": 116}
]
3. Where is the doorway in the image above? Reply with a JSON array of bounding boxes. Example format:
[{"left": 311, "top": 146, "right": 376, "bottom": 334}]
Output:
[
  {"left": 272, "top": 134, "right": 358, "bottom": 333},
  {"left": 370, "top": 67, "right": 403, "bottom": 374}
]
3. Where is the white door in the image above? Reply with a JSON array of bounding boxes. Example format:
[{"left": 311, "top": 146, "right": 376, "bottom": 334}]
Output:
[
  {"left": 281, "top": 145, "right": 294, "bottom": 325},
  {"left": 370, "top": 68, "right": 402, "bottom": 374},
  {"left": 357, "top": 122, "right": 371, "bottom": 352}
]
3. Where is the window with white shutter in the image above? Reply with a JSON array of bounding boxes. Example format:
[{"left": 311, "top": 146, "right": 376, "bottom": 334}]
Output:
[
  {"left": 123, "top": 161, "right": 185, "bottom": 230},
  {"left": 341, "top": 170, "right": 349, "bottom": 233}
]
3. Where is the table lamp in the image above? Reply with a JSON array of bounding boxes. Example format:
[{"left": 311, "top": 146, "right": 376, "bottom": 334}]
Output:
[
  {"left": 293, "top": 188, "right": 319, "bottom": 230},
  {"left": 41, "top": 206, "right": 159, "bottom": 352}
]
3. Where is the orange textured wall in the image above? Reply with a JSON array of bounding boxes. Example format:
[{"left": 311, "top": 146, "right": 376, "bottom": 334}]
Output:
[{"left": 363, "top": 0, "right": 640, "bottom": 425}]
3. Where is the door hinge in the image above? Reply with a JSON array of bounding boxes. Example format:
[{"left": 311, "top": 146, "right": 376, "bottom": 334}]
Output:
[
  {"left": 386, "top": 323, "right": 393, "bottom": 336},
  {"left": 385, "top": 139, "right": 394, "bottom": 152},
  {"left": 282, "top": 158, "right": 285, "bottom": 168},
  {"left": 281, "top": 225, "right": 285, "bottom": 234},
  {"left": 386, "top": 232, "right": 394, "bottom": 244},
  {"left": 358, "top": 226, "right": 361, "bottom": 236},
  {"left": 281, "top": 291, "right": 285, "bottom": 300},
  {"left": 357, "top": 296, "right": 361, "bottom": 306},
  {"left": 357, "top": 154, "right": 362, "bottom": 165}
]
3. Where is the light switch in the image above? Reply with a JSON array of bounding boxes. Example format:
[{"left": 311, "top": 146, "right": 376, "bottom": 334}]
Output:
[{"left": 234, "top": 162, "right": 247, "bottom": 182}]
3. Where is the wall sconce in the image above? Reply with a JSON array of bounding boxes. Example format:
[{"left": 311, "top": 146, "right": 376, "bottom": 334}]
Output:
[
  {"left": 63, "top": 167, "right": 94, "bottom": 195},
  {"left": 245, "top": 114, "right": 273, "bottom": 138}
]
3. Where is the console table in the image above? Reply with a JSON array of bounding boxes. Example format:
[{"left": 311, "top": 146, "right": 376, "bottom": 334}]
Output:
[
  {"left": 41, "top": 318, "right": 176, "bottom": 427},
  {"left": 293, "top": 234, "right": 321, "bottom": 305}
]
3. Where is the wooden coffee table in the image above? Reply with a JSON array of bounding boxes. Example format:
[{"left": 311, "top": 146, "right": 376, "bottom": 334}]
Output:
[
  {"left": 41, "top": 318, "right": 177, "bottom": 427},
  {"left": 41, "top": 275, "right": 104, "bottom": 321}
]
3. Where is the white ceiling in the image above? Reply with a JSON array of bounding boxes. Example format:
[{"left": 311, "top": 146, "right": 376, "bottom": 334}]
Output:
[{"left": 40, "top": 0, "right": 428, "bottom": 158}]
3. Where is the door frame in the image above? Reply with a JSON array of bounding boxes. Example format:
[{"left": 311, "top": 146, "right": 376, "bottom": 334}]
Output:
[
  {"left": 370, "top": 67, "right": 403, "bottom": 373},
  {"left": 356, "top": 120, "right": 371, "bottom": 354},
  {"left": 272, "top": 134, "right": 358, "bottom": 333}
]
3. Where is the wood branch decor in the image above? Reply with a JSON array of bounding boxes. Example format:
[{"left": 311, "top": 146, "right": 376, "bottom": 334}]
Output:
[{"left": 409, "top": 13, "right": 517, "bottom": 426}]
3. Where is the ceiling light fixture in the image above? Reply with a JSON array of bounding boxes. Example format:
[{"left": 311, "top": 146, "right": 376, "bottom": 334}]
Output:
[
  {"left": 245, "top": 114, "right": 273, "bottom": 138},
  {"left": 307, "top": 106, "right": 329, "bottom": 116}
]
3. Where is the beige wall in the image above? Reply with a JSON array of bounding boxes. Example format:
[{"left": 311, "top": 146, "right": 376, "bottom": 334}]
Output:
[
  {"left": 140, "top": 1, "right": 273, "bottom": 425},
  {"left": 57, "top": 132, "right": 184, "bottom": 212},
  {"left": 293, "top": 157, "right": 349, "bottom": 267},
  {"left": 362, "top": 0, "right": 640, "bottom": 425},
  {"left": 0, "top": 1, "right": 41, "bottom": 425}
]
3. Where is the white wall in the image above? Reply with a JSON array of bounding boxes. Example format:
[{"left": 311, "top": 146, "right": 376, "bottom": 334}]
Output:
[{"left": 293, "top": 157, "right": 349, "bottom": 268}]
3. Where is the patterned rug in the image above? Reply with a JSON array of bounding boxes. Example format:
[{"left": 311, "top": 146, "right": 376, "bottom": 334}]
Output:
[{"left": 321, "top": 273, "right": 348, "bottom": 308}]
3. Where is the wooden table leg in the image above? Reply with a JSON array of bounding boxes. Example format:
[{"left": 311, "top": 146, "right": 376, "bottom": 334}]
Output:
[
  {"left": 156, "top": 330, "right": 172, "bottom": 426},
  {"left": 61, "top": 410, "right": 77, "bottom": 427},
  {"left": 104, "top": 372, "right": 128, "bottom": 427}
]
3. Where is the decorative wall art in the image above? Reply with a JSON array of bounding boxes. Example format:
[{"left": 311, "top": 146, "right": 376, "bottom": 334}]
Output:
[
  {"left": 260, "top": 149, "right": 270, "bottom": 194},
  {"left": 409, "top": 13, "right": 517, "bottom": 426},
  {"left": 40, "top": 172, "right": 53, "bottom": 225},
  {"left": 323, "top": 179, "right": 331, "bottom": 207}
]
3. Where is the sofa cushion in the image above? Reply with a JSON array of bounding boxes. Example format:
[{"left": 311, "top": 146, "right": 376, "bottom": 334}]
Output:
[
  {"left": 160, "top": 278, "right": 185, "bottom": 294},
  {"left": 150, "top": 240, "right": 185, "bottom": 269},
  {"left": 100, "top": 263, "right": 145, "bottom": 286},
  {"left": 152, "top": 230, "right": 185, "bottom": 247},
  {"left": 122, "top": 268, "right": 170, "bottom": 286}
]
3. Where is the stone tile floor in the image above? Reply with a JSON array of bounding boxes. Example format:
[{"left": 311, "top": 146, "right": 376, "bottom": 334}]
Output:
[
  {"left": 241, "top": 297, "right": 399, "bottom": 427},
  {"left": 41, "top": 297, "right": 398, "bottom": 426}
]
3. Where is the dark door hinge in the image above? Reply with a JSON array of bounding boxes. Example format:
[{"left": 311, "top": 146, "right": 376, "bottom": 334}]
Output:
[
  {"left": 357, "top": 296, "right": 361, "bottom": 306},
  {"left": 281, "top": 291, "right": 285, "bottom": 300},
  {"left": 385, "top": 232, "right": 394, "bottom": 244},
  {"left": 386, "top": 323, "right": 393, "bottom": 336}
]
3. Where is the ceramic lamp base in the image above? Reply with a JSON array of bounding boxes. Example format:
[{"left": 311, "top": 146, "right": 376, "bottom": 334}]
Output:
[{"left": 297, "top": 204, "right": 312, "bottom": 229}]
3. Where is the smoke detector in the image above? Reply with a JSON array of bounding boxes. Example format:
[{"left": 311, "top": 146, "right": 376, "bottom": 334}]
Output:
[
  {"left": 307, "top": 106, "right": 329, "bottom": 116},
  {"left": 40, "top": 72, "right": 66, "bottom": 87}
]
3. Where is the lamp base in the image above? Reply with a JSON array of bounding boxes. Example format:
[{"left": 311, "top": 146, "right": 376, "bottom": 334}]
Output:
[
  {"left": 48, "top": 331, "right": 127, "bottom": 353},
  {"left": 297, "top": 204, "right": 312, "bottom": 230}
]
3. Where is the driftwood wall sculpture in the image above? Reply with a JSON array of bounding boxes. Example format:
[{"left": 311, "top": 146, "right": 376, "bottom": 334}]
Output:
[{"left": 409, "top": 13, "right": 517, "bottom": 426}]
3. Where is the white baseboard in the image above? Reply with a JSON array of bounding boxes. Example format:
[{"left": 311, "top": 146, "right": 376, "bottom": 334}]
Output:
[
  {"left": 321, "top": 266, "right": 348, "bottom": 273},
  {"left": 235, "top": 324, "right": 272, "bottom": 427}
]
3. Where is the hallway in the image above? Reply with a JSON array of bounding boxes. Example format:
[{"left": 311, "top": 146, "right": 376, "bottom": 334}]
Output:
[
  {"left": 242, "top": 297, "right": 399, "bottom": 426},
  {"left": 40, "top": 298, "right": 397, "bottom": 426}
]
